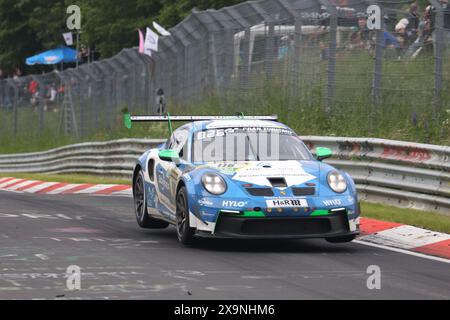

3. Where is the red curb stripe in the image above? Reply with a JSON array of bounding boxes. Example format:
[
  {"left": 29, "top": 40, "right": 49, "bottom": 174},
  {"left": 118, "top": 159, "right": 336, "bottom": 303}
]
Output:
[
  {"left": 94, "top": 185, "right": 131, "bottom": 195},
  {"left": 0, "top": 177, "right": 15, "bottom": 185},
  {"left": 61, "top": 184, "right": 94, "bottom": 194},
  {"left": 16, "top": 181, "right": 45, "bottom": 191},
  {"left": 360, "top": 217, "right": 404, "bottom": 236},
  {"left": 412, "top": 239, "right": 450, "bottom": 260},
  {"left": 1, "top": 179, "right": 27, "bottom": 189},
  {"left": 35, "top": 183, "right": 68, "bottom": 194}
]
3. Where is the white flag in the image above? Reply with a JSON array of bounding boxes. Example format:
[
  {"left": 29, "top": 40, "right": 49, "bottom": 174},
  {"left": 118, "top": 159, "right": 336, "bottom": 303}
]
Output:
[
  {"left": 63, "top": 32, "right": 73, "bottom": 46},
  {"left": 144, "top": 27, "right": 158, "bottom": 56},
  {"left": 152, "top": 21, "right": 171, "bottom": 36}
]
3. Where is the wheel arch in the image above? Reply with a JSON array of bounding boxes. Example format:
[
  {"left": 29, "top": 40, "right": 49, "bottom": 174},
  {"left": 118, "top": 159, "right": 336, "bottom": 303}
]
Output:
[{"left": 132, "top": 164, "right": 142, "bottom": 195}]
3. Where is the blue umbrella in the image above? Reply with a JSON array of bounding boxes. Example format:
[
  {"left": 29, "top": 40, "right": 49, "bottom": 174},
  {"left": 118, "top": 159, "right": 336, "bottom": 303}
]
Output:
[{"left": 26, "top": 46, "right": 78, "bottom": 65}]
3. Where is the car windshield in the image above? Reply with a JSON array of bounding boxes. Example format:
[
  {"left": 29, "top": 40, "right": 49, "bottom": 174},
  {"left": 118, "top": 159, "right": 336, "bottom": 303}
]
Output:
[{"left": 192, "top": 127, "right": 313, "bottom": 163}]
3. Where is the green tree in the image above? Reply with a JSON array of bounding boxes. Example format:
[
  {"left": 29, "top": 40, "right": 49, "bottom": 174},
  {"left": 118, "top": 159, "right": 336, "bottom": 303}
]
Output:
[{"left": 0, "top": 0, "right": 246, "bottom": 72}]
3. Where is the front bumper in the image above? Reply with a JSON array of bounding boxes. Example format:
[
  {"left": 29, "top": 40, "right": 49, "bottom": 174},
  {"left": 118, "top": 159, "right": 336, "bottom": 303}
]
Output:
[{"left": 198, "top": 211, "right": 358, "bottom": 239}]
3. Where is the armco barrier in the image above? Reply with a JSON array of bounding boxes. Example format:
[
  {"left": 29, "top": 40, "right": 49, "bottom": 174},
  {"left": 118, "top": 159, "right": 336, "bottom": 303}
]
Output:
[{"left": 0, "top": 137, "right": 448, "bottom": 215}]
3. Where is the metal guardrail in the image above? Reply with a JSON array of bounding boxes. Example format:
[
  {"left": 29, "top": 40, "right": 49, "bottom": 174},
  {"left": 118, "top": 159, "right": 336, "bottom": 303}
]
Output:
[{"left": 0, "top": 137, "right": 448, "bottom": 215}]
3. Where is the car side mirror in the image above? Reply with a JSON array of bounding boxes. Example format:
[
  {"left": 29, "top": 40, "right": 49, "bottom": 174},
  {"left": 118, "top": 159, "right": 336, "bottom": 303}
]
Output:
[
  {"left": 159, "top": 149, "right": 180, "bottom": 162},
  {"left": 316, "top": 147, "right": 332, "bottom": 161}
]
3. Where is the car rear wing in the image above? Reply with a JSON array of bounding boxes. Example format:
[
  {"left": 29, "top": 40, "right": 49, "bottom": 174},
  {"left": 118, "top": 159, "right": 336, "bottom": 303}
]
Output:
[{"left": 124, "top": 113, "right": 278, "bottom": 130}]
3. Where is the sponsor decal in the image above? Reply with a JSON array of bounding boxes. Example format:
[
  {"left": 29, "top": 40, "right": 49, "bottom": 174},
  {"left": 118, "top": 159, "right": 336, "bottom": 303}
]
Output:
[
  {"left": 206, "top": 120, "right": 284, "bottom": 129},
  {"left": 156, "top": 166, "right": 171, "bottom": 197},
  {"left": 232, "top": 161, "right": 315, "bottom": 188},
  {"left": 266, "top": 198, "right": 308, "bottom": 208},
  {"left": 197, "top": 129, "right": 236, "bottom": 140},
  {"left": 198, "top": 198, "right": 213, "bottom": 206},
  {"left": 222, "top": 200, "right": 248, "bottom": 207},
  {"left": 323, "top": 199, "right": 342, "bottom": 207}
]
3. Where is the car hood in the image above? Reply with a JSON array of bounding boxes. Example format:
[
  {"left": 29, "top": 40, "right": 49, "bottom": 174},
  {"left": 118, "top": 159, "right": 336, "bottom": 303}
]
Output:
[{"left": 203, "top": 160, "right": 321, "bottom": 190}]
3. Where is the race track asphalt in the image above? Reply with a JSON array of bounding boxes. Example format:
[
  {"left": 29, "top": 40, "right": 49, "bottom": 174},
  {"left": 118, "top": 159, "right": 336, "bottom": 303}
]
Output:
[{"left": 0, "top": 190, "right": 448, "bottom": 300}]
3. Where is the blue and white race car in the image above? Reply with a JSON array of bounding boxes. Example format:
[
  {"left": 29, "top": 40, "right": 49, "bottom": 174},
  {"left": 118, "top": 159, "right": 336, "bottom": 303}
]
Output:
[{"left": 126, "top": 114, "right": 360, "bottom": 245}]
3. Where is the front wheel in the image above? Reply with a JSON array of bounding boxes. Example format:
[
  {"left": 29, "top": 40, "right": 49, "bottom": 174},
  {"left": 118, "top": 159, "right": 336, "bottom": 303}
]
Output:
[
  {"left": 176, "top": 186, "right": 196, "bottom": 245},
  {"left": 133, "top": 171, "right": 169, "bottom": 229},
  {"left": 326, "top": 235, "right": 356, "bottom": 243}
]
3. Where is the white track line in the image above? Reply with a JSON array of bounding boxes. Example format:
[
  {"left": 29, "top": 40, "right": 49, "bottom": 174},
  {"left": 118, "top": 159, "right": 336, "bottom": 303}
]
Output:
[{"left": 354, "top": 240, "right": 450, "bottom": 264}]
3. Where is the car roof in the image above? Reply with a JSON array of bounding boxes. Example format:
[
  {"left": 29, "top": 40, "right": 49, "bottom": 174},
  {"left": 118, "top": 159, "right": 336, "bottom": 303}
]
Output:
[{"left": 190, "top": 120, "right": 292, "bottom": 132}]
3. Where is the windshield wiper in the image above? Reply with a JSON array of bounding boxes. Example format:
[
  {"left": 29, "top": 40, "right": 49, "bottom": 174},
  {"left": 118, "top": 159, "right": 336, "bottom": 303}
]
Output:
[{"left": 245, "top": 133, "right": 260, "bottom": 161}]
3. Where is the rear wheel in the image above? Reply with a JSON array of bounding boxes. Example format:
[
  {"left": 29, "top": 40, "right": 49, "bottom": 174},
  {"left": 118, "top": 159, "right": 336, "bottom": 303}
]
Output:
[
  {"left": 134, "top": 171, "right": 169, "bottom": 229},
  {"left": 326, "top": 235, "right": 356, "bottom": 243},
  {"left": 176, "top": 186, "right": 195, "bottom": 245}
]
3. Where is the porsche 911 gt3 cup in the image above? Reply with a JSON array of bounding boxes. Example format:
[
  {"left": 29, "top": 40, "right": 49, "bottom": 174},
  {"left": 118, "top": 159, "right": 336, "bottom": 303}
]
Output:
[{"left": 126, "top": 114, "right": 360, "bottom": 245}]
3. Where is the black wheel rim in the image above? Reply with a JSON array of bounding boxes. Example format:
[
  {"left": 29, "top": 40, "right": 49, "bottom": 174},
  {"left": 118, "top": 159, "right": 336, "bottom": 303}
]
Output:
[
  {"left": 134, "top": 174, "right": 145, "bottom": 219},
  {"left": 176, "top": 193, "right": 187, "bottom": 238}
]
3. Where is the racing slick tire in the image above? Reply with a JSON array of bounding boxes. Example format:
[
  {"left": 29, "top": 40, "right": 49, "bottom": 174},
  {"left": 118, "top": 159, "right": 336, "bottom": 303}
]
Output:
[
  {"left": 133, "top": 171, "right": 169, "bottom": 229},
  {"left": 176, "top": 186, "right": 196, "bottom": 245},
  {"left": 326, "top": 235, "right": 356, "bottom": 243}
]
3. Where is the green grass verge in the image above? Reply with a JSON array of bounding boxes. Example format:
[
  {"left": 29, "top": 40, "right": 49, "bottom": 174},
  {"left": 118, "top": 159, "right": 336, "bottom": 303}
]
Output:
[
  {"left": 0, "top": 173, "right": 130, "bottom": 185},
  {"left": 361, "top": 202, "right": 450, "bottom": 234}
]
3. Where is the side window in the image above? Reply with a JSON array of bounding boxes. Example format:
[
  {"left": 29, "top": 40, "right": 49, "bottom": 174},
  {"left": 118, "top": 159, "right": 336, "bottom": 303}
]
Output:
[
  {"left": 166, "top": 134, "right": 176, "bottom": 150},
  {"left": 173, "top": 129, "right": 189, "bottom": 160}
]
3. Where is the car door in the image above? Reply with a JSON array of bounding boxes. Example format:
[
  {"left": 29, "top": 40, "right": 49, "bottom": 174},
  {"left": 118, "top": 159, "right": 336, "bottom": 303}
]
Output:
[{"left": 155, "top": 127, "right": 190, "bottom": 219}]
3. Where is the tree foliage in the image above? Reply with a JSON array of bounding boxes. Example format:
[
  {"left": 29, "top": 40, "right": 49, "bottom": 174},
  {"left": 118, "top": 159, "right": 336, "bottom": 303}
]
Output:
[{"left": 0, "top": 0, "right": 245, "bottom": 74}]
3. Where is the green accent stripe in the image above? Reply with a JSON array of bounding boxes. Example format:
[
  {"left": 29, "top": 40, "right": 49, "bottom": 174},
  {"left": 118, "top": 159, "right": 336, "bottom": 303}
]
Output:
[
  {"left": 311, "top": 210, "right": 329, "bottom": 216},
  {"left": 243, "top": 211, "right": 265, "bottom": 217},
  {"left": 226, "top": 211, "right": 265, "bottom": 218}
]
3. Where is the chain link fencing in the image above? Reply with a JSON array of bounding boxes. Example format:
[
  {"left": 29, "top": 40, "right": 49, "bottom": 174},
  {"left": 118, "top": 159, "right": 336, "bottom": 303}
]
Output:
[{"left": 0, "top": 0, "right": 449, "bottom": 144}]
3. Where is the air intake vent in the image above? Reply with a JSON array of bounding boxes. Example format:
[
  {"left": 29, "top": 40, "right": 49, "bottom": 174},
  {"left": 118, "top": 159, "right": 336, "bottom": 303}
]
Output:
[
  {"left": 267, "top": 177, "right": 287, "bottom": 188},
  {"left": 246, "top": 188, "right": 274, "bottom": 196},
  {"left": 292, "top": 187, "right": 315, "bottom": 196}
]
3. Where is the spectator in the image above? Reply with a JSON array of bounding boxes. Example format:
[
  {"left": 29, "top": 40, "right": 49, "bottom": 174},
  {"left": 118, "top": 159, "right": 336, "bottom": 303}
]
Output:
[
  {"left": 395, "top": 18, "right": 417, "bottom": 48},
  {"left": 13, "top": 67, "right": 22, "bottom": 80},
  {"left": 407, "top": 3, "right": 421, "bottom": 30},
  {"left": 28, "top": 79, "right": 39, "bottom": 108},
  {"left": 79, "top": 45, "right": 89, "bottom": 64},
  {"left": 44, "top": 84, "right": 57, "bottom": 112}
]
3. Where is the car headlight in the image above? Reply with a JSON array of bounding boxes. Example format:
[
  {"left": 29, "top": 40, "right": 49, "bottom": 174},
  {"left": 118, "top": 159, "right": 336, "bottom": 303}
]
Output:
[
  {"left": 201, "top": 173, "right": 227, "bottom": 195},
  {"left": 327, "top": 171, "right": 347, "bottom": 193}
]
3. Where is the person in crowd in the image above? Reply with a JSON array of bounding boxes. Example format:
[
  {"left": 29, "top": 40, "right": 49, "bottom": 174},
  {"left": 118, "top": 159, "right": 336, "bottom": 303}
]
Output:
[
  {"left": 346, "top": 17, "right": 372, "bottom": 50},
  {"left": 43, "top": 84, "right": 57, "bottom": 112},
  {"left": 0, "top": 68, "right": 5, "bottom": 80},
  {"left": 13, "top": 67, "right": 22, "bottom": 80},
  {"left": 28, "top": 79, "right": 39, "bottom": 109},
  {"left": 395, "top": 18, "right": 418, "bottom": 49},
  {"left": 407, "top": 3, "right": 421, "bottom": 31}
]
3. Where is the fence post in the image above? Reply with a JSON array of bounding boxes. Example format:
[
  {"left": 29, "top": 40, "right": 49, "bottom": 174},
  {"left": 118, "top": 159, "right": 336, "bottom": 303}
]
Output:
[
  {"left": 239, "top": 28, "right": 251, "bottom": 95},
  {"left": 6, "top": 80, "right": 19, "bottom": 137},
  {"left": 431, "top": 0, "right": 443, "bottom": 122},
  {"left": 324, "top": 2, "right": 338, "bottom": 114},
  {"left": 31, "top": 76, "right": 45, "bottom": 135},
  {"left": 371, "top": 4, "right": 384, "bottom": 132},
  {"left": 291, "top": 14, "right": 302, "bottom": 99},
  {"left": 265, "top": 22, "right": 275, "bottom": 80}
]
